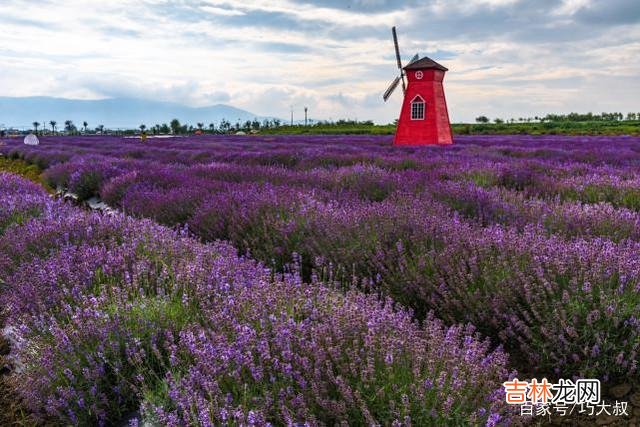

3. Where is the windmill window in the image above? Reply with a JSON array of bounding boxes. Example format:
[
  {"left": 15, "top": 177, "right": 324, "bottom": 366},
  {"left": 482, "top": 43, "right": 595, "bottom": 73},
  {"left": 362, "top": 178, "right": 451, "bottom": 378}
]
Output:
[{"left": 411, "top": 96, "right": 425, "bottom": 120}]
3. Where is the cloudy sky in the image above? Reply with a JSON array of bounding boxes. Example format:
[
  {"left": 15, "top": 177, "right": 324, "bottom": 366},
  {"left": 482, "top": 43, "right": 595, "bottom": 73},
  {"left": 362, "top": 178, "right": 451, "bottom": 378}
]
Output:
[{"left": 1, "top": 0, "right": 639, "bottom": 123}]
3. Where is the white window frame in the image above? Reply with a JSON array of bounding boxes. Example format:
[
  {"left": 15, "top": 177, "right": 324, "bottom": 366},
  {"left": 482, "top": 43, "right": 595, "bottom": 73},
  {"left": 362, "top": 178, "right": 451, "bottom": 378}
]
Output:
[{"left": 410, "top": 95, "right": 425, "bottom": 120}]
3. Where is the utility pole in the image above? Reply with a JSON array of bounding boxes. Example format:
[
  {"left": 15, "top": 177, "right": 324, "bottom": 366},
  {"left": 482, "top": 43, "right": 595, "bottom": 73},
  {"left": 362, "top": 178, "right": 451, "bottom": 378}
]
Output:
[
  {"left": 304, "top": 107, "right": 308, "bottom": 126},
  {"left": 290, "top": 105, "right": 293, "bottom": 126}
]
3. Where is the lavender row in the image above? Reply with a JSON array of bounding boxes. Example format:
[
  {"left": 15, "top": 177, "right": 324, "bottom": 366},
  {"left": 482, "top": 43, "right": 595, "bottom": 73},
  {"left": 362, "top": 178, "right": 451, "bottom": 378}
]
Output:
[
  {"left": 38, "top": 151, "right": 640, "bottom": 241},
  {"left": 464, "top": 162, "right": 640, "bottom": 211},
  {"left": 7, "top": 135, "right": 640, "bottom": 217},
  {"left": 3, "top": 135, "right": 640, "bottom": 383},
  {"left": 432, "top": 181, "right": 640, "bottom": 241},
  {"left": 0, "top": 173, "right": 513, "bottom": 426},
  {"left": 186, "top": 186, "right": 640, "bottom": 381},
  {"left": 43, "top": 159, "right": 638, "bottom": 383},
  {"left": 4, "top": 134, "right": 640, "bottom": 170}
]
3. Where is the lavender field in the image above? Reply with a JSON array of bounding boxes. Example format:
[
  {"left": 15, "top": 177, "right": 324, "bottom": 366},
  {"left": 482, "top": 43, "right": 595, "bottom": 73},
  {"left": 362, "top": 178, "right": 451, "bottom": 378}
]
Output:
[{"left": 2, "top": 134, "right": 640, "bottom": 425}]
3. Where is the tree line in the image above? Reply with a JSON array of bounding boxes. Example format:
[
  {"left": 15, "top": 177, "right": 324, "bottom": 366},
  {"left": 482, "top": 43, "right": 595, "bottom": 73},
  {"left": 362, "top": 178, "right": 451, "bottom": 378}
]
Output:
[
  {"left": 475, "top": 112, "right": 640, "bottom": 124},
  {"left": 22, "top": 118, "right": 374, "bottom": 136},
  {"left": 22, "top": 118, "right": 287, "bottom": 136},
  {"left": 12, "top": 113, "right": 640, "bottom": 137}
]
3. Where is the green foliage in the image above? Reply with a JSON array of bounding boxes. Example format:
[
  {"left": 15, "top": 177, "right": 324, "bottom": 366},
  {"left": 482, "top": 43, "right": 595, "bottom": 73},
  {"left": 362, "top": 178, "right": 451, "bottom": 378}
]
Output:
[
  {"left": 259, "top": 117, "right": 640, "bottom": 136},
  {"left": 558, "top": 184, "right": 640, "bottom": 211},
  {"left": 459, "top": 120, "right": 640, "bottom": 136},
  {"left": 71, "top": 171, "right": 103, "bottom": 200},
  {"left": 261, "top": 120, "right": 396, "bottom": 135},
  {"left": 0, "top": 157, "right": 52, "bottom": 191}
]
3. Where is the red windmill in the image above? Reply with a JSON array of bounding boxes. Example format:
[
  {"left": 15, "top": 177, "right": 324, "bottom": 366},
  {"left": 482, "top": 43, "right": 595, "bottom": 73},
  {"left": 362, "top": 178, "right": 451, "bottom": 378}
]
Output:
[{"left": 383, "top": 27, "right": 453, "bottom": 146}]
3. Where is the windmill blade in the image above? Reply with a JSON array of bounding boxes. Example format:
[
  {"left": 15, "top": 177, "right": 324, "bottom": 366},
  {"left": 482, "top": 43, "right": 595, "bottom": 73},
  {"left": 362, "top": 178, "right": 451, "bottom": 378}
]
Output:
[
  {"left": 408, "top": 53, "right": 419, "bottom": 64},
  {"left": 391, "top": 27, "right": 406, "bottom": 94},
  {"left": 383, "top": 76, "right": 401, "bottom": 102},
  {"left": 392, "top": 27, "right": 403, "bottom": 70}
]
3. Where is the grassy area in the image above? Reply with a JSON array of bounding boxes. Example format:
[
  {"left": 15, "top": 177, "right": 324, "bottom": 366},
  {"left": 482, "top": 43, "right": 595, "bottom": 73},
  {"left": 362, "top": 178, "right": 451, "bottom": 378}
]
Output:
[
  {"left": 260, "top": 123, "right": 396, "bottom": 135},
  {"left": 0, "top": 157, "right": 53, "bottom": 192},
  {"left": 453, "top": 120, "right": 640, "bottom": 135},
  {"left": 259, "top": 120, "right": 640, "bottom": 136}
]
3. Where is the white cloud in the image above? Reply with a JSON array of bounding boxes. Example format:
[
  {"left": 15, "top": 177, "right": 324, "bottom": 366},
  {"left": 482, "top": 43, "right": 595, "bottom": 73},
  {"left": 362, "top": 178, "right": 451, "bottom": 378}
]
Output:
[
  {"left": 0, "top": 0, "right": 638, "bottom": 123},
  {"left": 554, "top": 0, "right": 592, "bottom": 15},
  {"left": 201, "top": 5, "right": 246, "bottom": 16}
]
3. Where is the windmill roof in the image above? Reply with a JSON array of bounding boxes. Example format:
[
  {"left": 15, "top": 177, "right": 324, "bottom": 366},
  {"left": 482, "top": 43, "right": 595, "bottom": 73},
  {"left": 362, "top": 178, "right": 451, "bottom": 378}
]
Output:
[{"left": 403, "top": 56, "right": 448, "bottom": 71}]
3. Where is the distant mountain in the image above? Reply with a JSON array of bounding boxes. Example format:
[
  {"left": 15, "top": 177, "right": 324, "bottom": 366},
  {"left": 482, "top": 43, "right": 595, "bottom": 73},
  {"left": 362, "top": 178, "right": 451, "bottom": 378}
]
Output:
[{"left": 0, "top": 96, "right": 272, "bottom": 129}]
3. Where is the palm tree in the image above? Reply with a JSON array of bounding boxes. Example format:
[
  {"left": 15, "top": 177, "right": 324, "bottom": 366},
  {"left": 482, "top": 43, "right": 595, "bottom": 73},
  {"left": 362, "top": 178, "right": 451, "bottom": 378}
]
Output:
[
  {"left": 64, "top": 120, "right": 74, "bottom": 134},
  {"left": 83, "top": 121, "right": 88, "bottom": 133},
  {"left": 208, "top": 123, "right": 215, "bottom": 133},
  {"left": 170, "top": 119, "right": 181, "bottom": 135},
  {"left": 139, "top": 124, "right": 146, "bottom": 133},
  {"left": 98, "top": 124, "right": 104, "bottom": 134},
  {"left": 49, "top": 120, "right": 57, "bottom": 134},
  {"left": 197, "top": 122, "right": 204, "bottom": 131},
  {"left": 32, "top": 121, "right": 40, "bottom": 134}
]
